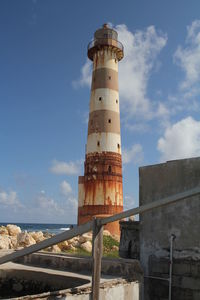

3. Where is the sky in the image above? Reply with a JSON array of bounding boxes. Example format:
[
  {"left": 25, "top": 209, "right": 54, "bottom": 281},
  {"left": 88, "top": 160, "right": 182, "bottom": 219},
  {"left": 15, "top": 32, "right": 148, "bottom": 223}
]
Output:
[{"left": 1, "top": 0, "right": 200, "bottom": 224}]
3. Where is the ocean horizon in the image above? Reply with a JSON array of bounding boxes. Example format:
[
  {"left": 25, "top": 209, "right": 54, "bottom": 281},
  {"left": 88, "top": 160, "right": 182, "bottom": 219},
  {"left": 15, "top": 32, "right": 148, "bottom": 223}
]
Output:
[{"left": 0, "top": 222, "right": 76, "bottom": 235}]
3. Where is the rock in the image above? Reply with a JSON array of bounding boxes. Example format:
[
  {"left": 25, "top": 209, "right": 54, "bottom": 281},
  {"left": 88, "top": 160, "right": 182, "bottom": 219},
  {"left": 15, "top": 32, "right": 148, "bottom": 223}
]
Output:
[
  {"left": 57, "top": 240, "right": 69, "bottom": 251},
  {"left": 51, "top": 245, "right": 61, "bottom": 253},
  {"left": 112, "top": 234, "right": 120, "bottom": 242},
  {"left": 103, "top": 230, "right": 112, "bottom": 236},
  {"left": 0, "top": 235, "right": 10, "bottom": 250},
  {"left": 82, "top": 232, "right": 93, "bottom": 242},
  {"left": 71, "top": 240, "right": 80, "bottom": 247},
  {"left": 30, "top": 231, "right": 44, "bottom": 243},
  {"left": 111, "top": 245, "right": 119, "bottom": 251},
  {"left": 17, "top": 231, "right": 36, "bottom": 247},
  {"left": 78, "top": 235, "right": 88, "bottom": 244},
  {"left": 43, "top": 232, "right": 53, "bottom": 239},
  {"left": 68, "top": 237, "right": 80, "bottom": 247},
  {"left": 67, "top": 244, "right": 76, "bottom": 251},
  {"left": 7, "top": 224, "right": 21, "bottom": 236},
  {"left": 80, "top": 241, "right": 92, "bottom": 252},
  {"left": 9, "top": 236, "right": 18, "bottom": 249},
  {"left": 0, "top": 226, "right": 8, "bottom": 235}
]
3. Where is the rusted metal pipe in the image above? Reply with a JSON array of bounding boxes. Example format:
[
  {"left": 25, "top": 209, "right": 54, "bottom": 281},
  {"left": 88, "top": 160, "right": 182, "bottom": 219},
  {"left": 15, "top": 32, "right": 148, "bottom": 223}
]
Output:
[{"left": 169, "top": 234, "right": 176, "bottom": 300}]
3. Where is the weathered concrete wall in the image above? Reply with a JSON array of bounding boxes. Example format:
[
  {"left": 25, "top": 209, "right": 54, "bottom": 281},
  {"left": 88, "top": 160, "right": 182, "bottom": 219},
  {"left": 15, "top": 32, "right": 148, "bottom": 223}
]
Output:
[
  {"left": 139, "top": 157, "right": 200, "bottom": 300},
  {"left": 16, "top": 252, "right": 143, "bottom": 282},
  {"left": 19, "top": 279, "right": 140, "bottom": 300},
  {"left": 119, "top": 221, "right": 140, "bottom": 259},
  {"left": 12, "top": 252, "right": 143, "bottom": 299}
]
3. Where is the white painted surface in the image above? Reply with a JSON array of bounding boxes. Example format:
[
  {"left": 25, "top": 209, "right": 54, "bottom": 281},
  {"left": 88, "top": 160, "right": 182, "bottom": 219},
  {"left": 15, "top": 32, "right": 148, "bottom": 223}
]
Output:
[
  {"left": 90, "top": 88, "right": 119, "bottom": 113},
  {"left": 78, "top": 183, "right": 85, "bottom": 207},
  {"left": 93, "top": 50, "right": 118, "bottom": 72},
  {"left": 83, "top": 180, "right": 123, "bottom": 206},
  {"left": 86, "top": 132, "right": 121, "bottom": 154}
]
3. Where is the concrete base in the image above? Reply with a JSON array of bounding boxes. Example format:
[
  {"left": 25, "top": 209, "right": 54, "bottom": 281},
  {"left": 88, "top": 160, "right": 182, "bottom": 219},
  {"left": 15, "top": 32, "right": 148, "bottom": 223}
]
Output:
[{"left": 0, "top": 250, "right": 143, "bottom": 299}]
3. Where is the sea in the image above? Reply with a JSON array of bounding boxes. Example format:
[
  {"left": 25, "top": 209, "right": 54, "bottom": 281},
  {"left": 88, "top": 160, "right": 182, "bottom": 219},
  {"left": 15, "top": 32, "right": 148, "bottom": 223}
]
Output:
[{"left": 0, "top": 223, "right": 75, "bottom": 235}]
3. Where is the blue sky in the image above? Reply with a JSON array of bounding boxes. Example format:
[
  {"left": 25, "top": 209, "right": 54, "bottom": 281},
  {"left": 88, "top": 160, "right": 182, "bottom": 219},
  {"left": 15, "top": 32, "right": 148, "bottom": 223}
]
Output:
[{"left": 1, "top": 0, "right": 200, "bottom": 223}]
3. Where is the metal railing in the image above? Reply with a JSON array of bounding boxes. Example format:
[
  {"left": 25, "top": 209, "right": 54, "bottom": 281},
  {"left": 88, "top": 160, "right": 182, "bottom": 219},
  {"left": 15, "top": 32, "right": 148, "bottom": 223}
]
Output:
[
  {"left": 87, "top": 38, "right": 124, "bottom": 52},
  {"left": 1, "top": 186, "right": 200, "bottom": 300}
]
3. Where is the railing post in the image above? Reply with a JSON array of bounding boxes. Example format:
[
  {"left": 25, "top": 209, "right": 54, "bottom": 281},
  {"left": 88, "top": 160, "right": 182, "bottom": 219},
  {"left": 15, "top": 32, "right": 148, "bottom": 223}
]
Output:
[{"left": 91, "top": 218, "right": 103, "bottom": 300}]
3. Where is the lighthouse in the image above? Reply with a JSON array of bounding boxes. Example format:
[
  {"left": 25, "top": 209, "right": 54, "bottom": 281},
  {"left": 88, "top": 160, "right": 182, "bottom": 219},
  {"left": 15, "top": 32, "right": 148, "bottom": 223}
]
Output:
[{"left": 78, "top": 24, "right": 124, "bottom": 235}]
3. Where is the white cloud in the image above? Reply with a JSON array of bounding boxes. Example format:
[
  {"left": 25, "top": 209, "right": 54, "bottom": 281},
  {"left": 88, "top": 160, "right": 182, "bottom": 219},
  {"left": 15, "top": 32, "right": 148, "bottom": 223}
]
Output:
[
  {"left": 50, "top": 160, "right": 81, "bottom": 175},
  {"left": 72, "top": 60, "right": 92, "bottom": 88},
  {"left": 36, "top": 191, "right": 64, "bottom": 215},
  {"left": 60, "top": 180, "right": 72, "bottom": 196},
  {"left": 74, "top": 24, "right": 167, "bottom": 121},
  {"left": 157, "top": 116, "right": 200, "bottom": 161},
  {"left": 0, "top": 189, "right": 22, "bottom": 208},
  {"left": 123, "top": 195, "right": 137, "bottom": 210},
  {"left": 66, "top": 196, "right": 78, "bottom": 211},
  {"left": 174, "top": 20, "right": 200, "bottom": 95},
  {"left": 123, "top": 144, "right": 144, "bottom": 164},
  {"left": 116, "top": 24, "right": 167, "bottom": 119},
  {"left": 59, "top": 182, "right": 78, "bottom": 212}
]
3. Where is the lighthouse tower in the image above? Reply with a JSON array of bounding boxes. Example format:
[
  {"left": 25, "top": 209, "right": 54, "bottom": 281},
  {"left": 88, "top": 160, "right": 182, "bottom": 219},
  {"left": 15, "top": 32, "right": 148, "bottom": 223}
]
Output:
[{"left": 78, "top": 24, "right": 124, "bottom": 235}]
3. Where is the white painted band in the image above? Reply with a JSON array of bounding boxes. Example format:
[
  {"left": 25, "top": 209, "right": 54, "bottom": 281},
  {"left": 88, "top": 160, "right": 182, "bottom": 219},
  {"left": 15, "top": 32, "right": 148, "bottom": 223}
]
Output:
[
  {"left": 93, "top": 50, "right": 118, "bottom": 72},
  {"left": 78, "top": 181, "right": 123, "bottom": 207},
  {"left": 78, "top": 183, "right": 85, "bottom": 207},
  {"left": 86, "top": 132, "right": 121, "bottom": 154},
  {"left": 90, "top": 88, "right": 120, "bottom": 113}
]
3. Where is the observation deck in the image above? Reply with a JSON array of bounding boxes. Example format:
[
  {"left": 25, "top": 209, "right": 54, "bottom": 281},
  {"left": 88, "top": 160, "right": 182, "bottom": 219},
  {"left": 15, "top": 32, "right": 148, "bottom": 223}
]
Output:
[{"left": 87, "top": 38, "right": 124, "bottom": 61}]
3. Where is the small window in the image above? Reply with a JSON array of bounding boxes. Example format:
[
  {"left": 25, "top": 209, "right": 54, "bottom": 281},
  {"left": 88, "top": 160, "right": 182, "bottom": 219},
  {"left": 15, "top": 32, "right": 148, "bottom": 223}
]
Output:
[
  {"left": 108, "top": 76, "right": 111, "bottom": 80},
  {"left": 116, "top": 99, "right": 118, "bottom": 104},
  {"left": 108, "top": 119, "right": 111, "bottom": 123},
  {"left": 108, "top": 166, "right": 112, "bottom": 173},
  {"left": 93, "top": 77, "right": 96, "bottom": 82},
  {"left": 97, "top": 141, "right": 100, "bottom": 146},
  {"left": 115, "top": 58, "right": 117, "bottom": 63},
  {"left": 117, "top": 143, "right": 120, "bottom": 149},
  {"left": 99, "top": 97, "right": 102, "bottom": 101}
]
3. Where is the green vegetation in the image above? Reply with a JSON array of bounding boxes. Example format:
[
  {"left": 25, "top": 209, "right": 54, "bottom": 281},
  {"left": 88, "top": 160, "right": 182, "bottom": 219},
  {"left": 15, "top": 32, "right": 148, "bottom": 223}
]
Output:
[
  {"left": 103, "top": 235, "right": 119, "bottom": 257},
  {"left": 65, "top": 235, "right": 120, "bottom": 258}
]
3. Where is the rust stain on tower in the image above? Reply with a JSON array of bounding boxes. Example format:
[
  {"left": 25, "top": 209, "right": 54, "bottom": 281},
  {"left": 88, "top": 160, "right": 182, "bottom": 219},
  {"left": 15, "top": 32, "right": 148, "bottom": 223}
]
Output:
[{"left": 78, "top": 24, "right": 124, "bottom": 235}]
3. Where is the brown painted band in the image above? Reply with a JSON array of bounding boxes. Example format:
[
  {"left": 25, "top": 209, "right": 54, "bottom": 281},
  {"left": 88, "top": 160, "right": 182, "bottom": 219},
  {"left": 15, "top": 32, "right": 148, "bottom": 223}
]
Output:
[
  {"left": 84, "top": 152, "right": 122, "bottom": 178},
  {"left": 78, "top": 205, "right": 123, "bottom": 217},
  {"left": 85, "top": 151, "right": 122, "bottom": 165},
  {"left": 79, "top": 174, "right": 122, "bottom": 183},
  {"left": 84, "top": 174, "right": 122, "bottom": 182},
  {"left": 88, "top": 110, "right": 120, "bottom": 135},
  {"left": 91, "top": 68, "right": 118, "bottom": 91}
]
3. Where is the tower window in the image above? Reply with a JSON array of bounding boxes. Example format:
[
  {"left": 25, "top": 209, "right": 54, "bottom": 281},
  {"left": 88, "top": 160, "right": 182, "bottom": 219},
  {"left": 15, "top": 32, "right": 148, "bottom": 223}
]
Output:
[
  {"left": 108, "top": 165, "right": 112, "bottom": 173},
  {"left": 117, "top": 143, "right": 120, "bottom": 149},
  {"left": 99, "top": 97, "right": 102, "bottom": 101},
  {"left": 97, "top": 141, "right": 100, "bottom": 146},
  {"left": 116, "top": 99, "right": 118, "bottom": 104},
  {"left": 108, "top": 119, "right": 111, "bottom": 123},
  {"left": 108, "top": 76, "right": 111, "bottom": 80}
]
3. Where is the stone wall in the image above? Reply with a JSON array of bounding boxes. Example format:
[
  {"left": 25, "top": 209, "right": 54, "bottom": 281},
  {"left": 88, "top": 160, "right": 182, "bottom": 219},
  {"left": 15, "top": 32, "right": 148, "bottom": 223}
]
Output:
[{"left": 139, "top": 157, "right": 200, "bottom": 300}]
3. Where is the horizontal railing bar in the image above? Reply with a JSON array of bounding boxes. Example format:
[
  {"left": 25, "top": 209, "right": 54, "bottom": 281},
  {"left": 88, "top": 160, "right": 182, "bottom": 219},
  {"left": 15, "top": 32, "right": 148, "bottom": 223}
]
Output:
[
  {"left": 0, "top": 221, "right": 93, "bottom": 265},
  {"left": 99, "top": 186, "right": 200, "bottom": 226},
  {"left": 144, "top": 275, "right": 169, "bottom": 282}
]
